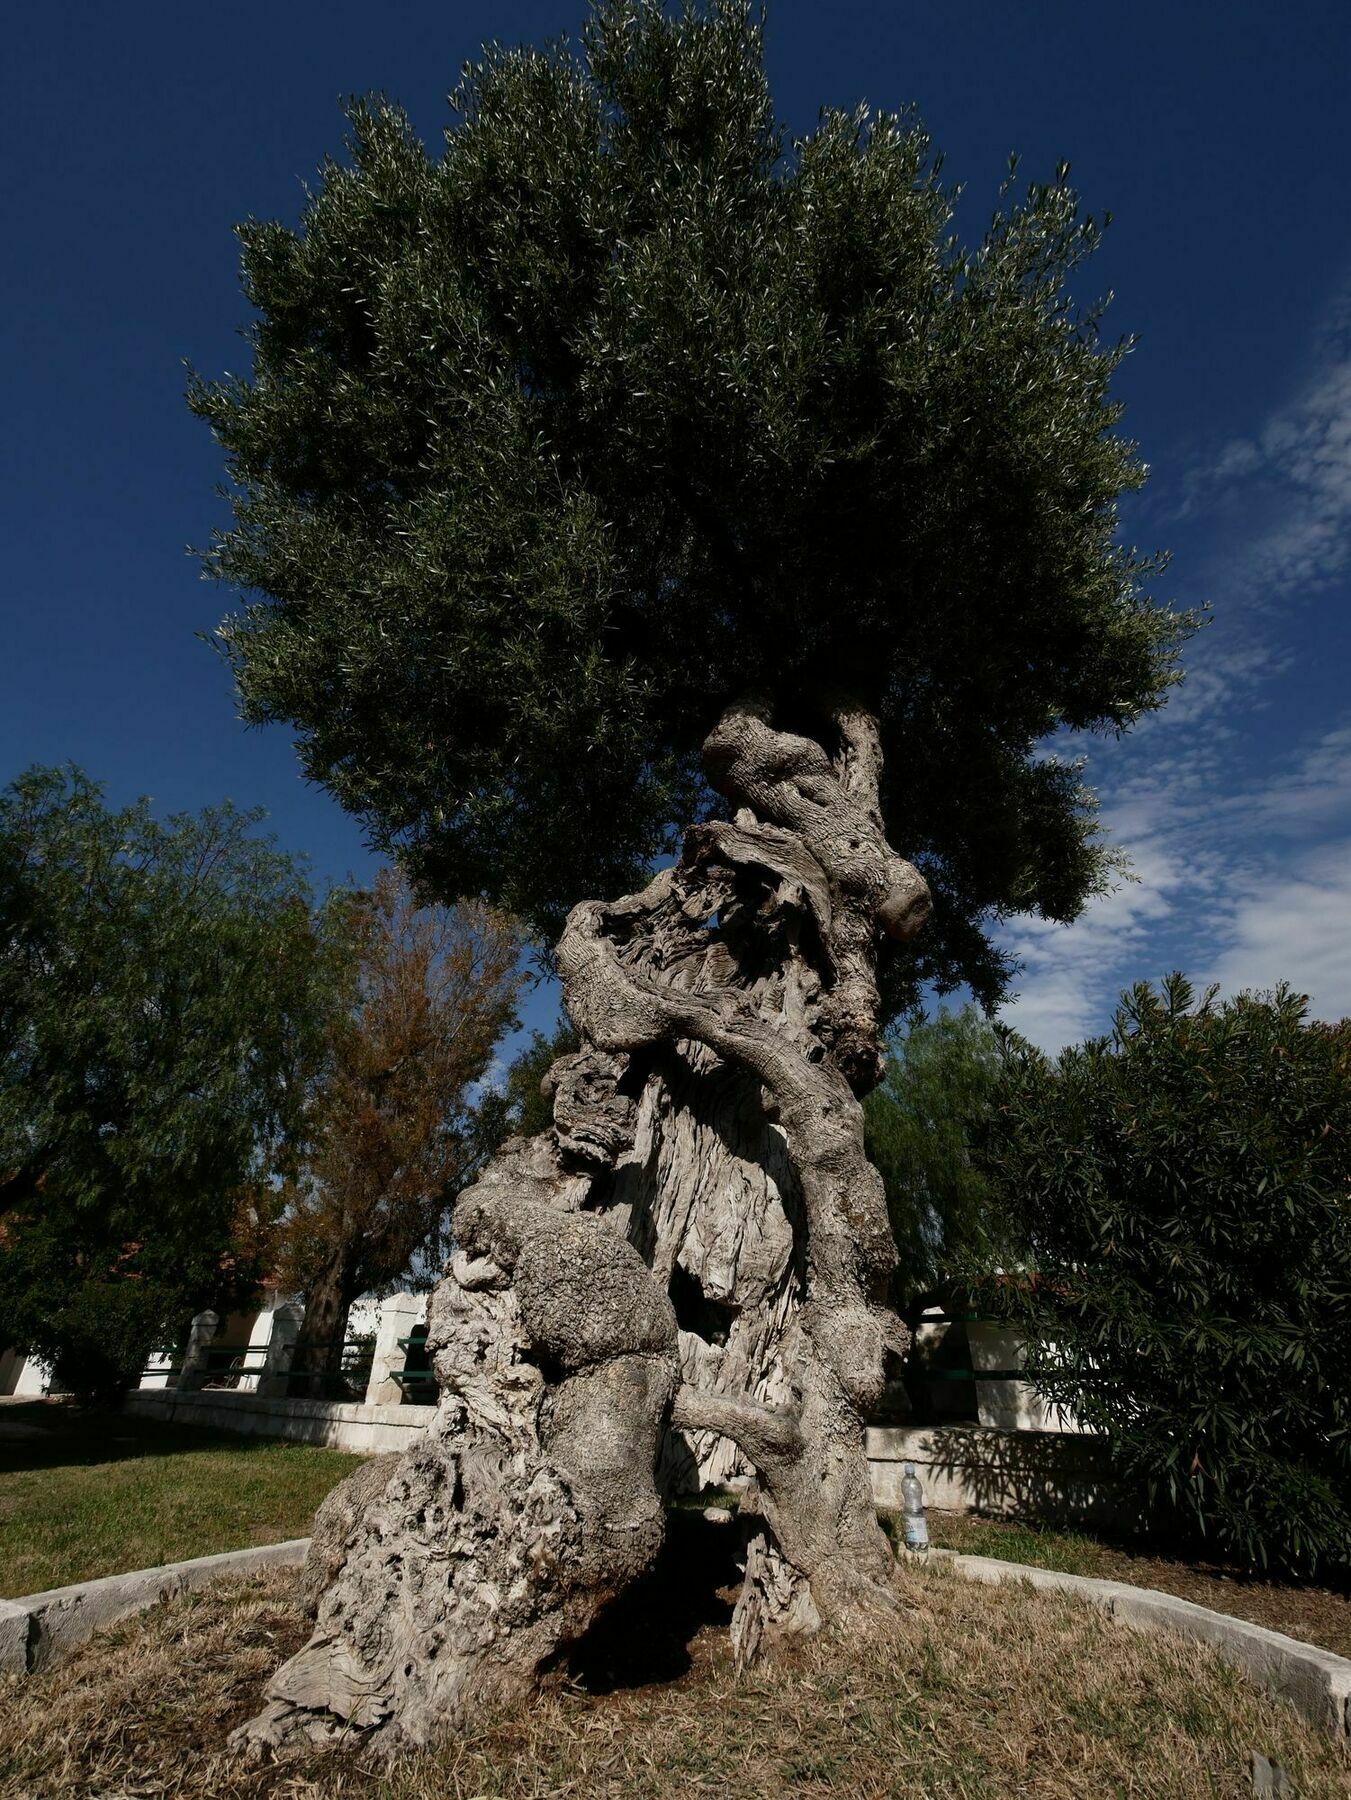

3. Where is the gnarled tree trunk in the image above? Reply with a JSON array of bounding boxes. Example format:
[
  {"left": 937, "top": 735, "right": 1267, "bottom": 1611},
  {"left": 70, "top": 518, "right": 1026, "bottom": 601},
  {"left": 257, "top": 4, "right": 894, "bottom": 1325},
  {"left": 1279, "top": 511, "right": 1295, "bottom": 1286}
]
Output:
[{"left": 235, "top": 698, "right": 929, "bottom": 1756}]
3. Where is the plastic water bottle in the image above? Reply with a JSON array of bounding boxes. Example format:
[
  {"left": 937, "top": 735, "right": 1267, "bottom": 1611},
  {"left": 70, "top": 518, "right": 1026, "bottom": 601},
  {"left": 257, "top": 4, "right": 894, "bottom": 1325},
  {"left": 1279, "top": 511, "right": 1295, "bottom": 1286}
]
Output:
[{"left": 900, "top": 1461, "right": 929, "bottom": 1553}]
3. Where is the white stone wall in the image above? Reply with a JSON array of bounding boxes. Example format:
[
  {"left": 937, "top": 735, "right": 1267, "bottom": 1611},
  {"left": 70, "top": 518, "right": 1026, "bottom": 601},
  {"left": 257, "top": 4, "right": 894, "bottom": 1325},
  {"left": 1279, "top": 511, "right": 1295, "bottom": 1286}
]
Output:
[
  {"left": 967, "top": 1322, "right": 1088, "bottom": 1434},
  {"left": 133, "top": 1290, "right": 429, "bottom": 1405},
  {"left": 0, "top": 1347, "right": 51, "bottom": 1397},
  {"left": 124, "top": 1388, "right": 427, "bottom": 1455},
  {"left": 868, "top": 1423, "right": 1120, "bottom": 1525}
]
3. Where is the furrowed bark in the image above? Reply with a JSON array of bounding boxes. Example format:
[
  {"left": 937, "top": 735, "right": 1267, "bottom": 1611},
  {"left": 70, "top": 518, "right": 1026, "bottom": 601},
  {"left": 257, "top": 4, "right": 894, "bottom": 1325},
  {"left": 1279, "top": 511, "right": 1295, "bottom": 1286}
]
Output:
[
  {"left": 235, "top": 698, "right": 928, "bottom": 1756},
  {"left": 234, "top": 1134, "right": 678, "bottom": 1755},
  {"left": 558, "top": 699, "right": 928, "bottom": 1650}
]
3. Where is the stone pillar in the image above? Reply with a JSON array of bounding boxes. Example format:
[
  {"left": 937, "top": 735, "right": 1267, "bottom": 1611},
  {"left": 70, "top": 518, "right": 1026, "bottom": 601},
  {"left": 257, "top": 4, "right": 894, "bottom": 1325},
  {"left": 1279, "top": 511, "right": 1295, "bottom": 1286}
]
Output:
[
  {"left": 364, "top": 1293, "right": 425, "bottom": 1407},
  {"left": 254, "top": 1301, "right": 305, "bottom": 1398},
  {"left": 11, "top": 1353, "right": 51, "bottom": 1397},
  {"left": 175, "top": 1310, "right": 220, "bottom": 1392}
]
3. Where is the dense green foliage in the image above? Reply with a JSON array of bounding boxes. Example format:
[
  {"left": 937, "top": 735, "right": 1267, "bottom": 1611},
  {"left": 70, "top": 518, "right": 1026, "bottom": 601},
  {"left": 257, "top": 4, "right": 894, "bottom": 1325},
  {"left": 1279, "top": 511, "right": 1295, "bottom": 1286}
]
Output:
[
  {"left": 466, "top": 1019, "right": 582, "bottom": 1167},
  {"left": 194, "top": 0, "right": 1191, "bottom": 1008},
  {"left": 0, "top": 767, "right": 344, "bottom": 1396},
  {"left": 863, "top": 1005, "right": 1021, "bottom": 1304},
  {"left": 508, "top": 1019, "right": 583, "bottom": 1142},
  {"left": 978, "top": 976, "right": 1351, "bottom": 1575}
]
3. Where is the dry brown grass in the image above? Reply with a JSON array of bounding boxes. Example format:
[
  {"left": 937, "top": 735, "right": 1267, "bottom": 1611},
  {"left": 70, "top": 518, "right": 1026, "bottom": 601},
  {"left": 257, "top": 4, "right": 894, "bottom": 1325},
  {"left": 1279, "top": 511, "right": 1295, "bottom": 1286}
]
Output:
[{"left": 2, "top": 1557, "right": 1349, "bottom": 1800}]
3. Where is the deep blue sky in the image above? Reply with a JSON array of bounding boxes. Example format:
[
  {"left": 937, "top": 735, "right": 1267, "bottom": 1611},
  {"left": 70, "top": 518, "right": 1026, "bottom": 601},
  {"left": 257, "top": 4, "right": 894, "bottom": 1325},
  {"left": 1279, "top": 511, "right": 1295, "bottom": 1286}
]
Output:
[{"left": 4, "top": 1, "right": 1349, "bottom": 1050}]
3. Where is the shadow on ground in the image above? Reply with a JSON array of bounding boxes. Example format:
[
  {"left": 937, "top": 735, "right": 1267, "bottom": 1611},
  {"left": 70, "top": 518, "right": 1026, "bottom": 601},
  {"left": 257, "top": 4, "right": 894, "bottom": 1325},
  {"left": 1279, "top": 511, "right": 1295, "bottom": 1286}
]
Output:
[
  {"left": 0, "top": 1399, "right": 305, "bottom": 1474},
  {"left": 561, "top": 1509, "right": 742, "bottom": 1693}
]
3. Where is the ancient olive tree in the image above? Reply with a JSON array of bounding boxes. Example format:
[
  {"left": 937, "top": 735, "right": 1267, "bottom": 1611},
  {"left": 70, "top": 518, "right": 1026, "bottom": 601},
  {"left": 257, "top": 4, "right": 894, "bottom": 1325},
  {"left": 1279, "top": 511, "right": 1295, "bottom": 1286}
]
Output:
[{"left": 194, "top": 0, "right": 1191, "bottom": 1753}]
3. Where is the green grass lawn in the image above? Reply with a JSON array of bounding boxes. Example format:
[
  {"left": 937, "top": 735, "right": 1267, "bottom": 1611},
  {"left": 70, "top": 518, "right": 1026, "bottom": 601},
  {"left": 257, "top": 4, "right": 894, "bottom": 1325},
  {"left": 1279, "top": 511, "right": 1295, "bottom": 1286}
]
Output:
[
  {"left": 916, "top": 1506, "right": 1351, "bottom": 1660},
  {"left": 0, "top": 1400, "right": 359, "bottom": 1596},
  {"left": 923, "top": 1510, "right": 1109, "bottom": 1576}
]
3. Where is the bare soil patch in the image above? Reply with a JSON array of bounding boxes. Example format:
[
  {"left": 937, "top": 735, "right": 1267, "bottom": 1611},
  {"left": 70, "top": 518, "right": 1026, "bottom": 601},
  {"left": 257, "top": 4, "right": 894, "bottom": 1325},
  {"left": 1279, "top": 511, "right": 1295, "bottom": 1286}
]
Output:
[{"left": 2, "top": 1520, "right": 1348, "bottom": 1799}]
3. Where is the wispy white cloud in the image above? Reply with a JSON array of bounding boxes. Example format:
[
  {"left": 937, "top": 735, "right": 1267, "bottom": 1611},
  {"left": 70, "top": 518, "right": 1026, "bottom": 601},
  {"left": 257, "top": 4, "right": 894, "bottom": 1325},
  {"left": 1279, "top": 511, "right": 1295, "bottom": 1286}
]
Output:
[
  {"left": 1173, "top": 309, "right": 1351, "bottom": 611},
  {"left": 1215, "top": 724, "right": 1351, "bottom": 838},
  {"left": 1126, "top": 634, "right": 1294, "bottom": 736},
  {"left": 998, "top": 713, "right": 1351, "bottom": 1052},
  {"left": 1126, "top": 290, "right": 1351, "bottom": 740},
  {"left": 977, "top": 284, "right": 1351, "bottom": 1051},
  {"left": 997, "top": 835, "right": 1194, "bottom": 1049},
  {"left": 1109, "top": 722, "right": 1351, "bottom": 848},
  {"left": 1202, "top": 838, "right": 1351, "bottom": 1021}
]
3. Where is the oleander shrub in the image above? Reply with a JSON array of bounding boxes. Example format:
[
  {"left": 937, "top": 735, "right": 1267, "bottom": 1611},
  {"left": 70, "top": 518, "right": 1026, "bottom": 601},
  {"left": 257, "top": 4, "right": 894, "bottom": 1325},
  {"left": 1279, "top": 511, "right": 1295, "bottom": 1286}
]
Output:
[{"left": 977, "top": 974, "right": 1351, "bottom": 1576}]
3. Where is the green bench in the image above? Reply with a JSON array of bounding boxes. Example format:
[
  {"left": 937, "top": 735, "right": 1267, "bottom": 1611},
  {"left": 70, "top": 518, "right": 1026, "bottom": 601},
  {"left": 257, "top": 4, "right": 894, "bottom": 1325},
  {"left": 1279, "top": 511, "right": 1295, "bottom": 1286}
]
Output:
[{"left": 392, "top": 1329, "right": 438, "bottom": 1404}]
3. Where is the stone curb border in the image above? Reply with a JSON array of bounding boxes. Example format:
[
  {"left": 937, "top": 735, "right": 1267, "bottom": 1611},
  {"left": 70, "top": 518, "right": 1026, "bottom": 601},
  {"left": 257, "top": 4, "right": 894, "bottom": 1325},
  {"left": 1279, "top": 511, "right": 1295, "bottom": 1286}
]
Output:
[
  {"left": 0, "top": 1537, "right": 311, "bottom": 1676},
  {"left": 919, "top": 1547, "right": 1351, "bottom": 1739}
]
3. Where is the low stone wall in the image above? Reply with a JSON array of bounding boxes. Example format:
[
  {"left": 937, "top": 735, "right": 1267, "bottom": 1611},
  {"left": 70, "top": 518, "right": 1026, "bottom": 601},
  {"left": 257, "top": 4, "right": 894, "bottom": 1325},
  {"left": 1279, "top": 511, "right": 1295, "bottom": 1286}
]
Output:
[
  {"left": 868, "top": 1423, "right": 1122, "bottom": 1527},
  {"left": 128, "top": 1394, "right": 1118, "bottom": 1528},
  {"left": 124, "top": 1388, "right": 429, "bottom": 1453}
]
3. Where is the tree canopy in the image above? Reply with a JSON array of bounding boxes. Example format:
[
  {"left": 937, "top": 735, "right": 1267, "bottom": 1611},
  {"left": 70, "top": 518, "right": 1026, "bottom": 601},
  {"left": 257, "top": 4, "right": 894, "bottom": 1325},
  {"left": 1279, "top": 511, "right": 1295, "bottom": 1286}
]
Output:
[
  {"left": 0, "top": 766, "right": 343, "bottom": 1395},
  {"left": 273, "top": 867, "right": 523, "bottom": 1385},
  {"left": 863, "top": 1005, "right": 1023, "bottom": 1306},
  {"left": 194, "top": 0, "right": 1192, "bottom": 1008}
]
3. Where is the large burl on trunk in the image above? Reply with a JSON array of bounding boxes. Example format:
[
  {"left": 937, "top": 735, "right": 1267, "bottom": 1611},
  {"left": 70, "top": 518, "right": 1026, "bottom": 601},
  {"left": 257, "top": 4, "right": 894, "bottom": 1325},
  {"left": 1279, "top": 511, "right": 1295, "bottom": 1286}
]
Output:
[{"left": 236, "top": 699, "right": 929, "bottom": 1755}]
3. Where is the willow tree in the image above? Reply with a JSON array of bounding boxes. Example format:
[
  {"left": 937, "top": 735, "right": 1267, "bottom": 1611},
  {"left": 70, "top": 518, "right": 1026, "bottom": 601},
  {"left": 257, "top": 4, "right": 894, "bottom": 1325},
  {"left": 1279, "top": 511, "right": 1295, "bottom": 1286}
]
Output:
[{"left": 195, "top": 0, "right": 1190, "bottom": 1754}]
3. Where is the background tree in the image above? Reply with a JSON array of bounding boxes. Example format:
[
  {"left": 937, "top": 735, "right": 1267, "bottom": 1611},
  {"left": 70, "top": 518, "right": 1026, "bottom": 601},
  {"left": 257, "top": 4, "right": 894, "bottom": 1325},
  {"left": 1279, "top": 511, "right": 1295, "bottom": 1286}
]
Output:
[
  {"left": 863, "top": 1005, "right": 1023, "bottom": 1308},
  {"left": 474, "top": 1016, "right": 583, "bottom": 1150},
  {"left": 275, "top": 868, "right": 523, "bottom": 1395},
  {"left": 0, "top": 766, "right": 340, "bottom": 1398},
  {"left": 976, "top": 975, "right": 1351, "bottom": 1577},
  {"left": 198, "top": 1, "right": 1197, "bottom": 1753}
]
